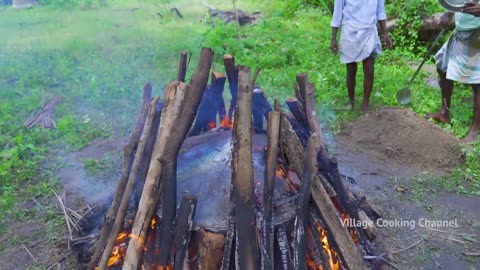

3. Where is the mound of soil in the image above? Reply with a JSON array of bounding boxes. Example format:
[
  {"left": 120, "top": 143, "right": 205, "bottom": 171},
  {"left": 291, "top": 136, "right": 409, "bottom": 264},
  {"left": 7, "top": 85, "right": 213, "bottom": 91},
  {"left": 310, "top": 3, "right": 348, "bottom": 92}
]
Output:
[{"left": 339, "top": 107, "right": 463, "bottom": 172}]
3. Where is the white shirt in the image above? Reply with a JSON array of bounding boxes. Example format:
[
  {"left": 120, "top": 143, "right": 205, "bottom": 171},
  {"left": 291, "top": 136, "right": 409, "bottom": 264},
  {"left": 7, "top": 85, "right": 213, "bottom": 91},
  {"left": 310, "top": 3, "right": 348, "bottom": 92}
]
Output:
[{"left": 330, "top": 0, "right": 387, "bottom": 27}]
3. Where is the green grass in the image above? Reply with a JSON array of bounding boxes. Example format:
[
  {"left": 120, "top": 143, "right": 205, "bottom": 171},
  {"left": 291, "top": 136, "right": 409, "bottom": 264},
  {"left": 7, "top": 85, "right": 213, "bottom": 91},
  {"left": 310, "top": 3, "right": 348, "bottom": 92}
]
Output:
[
  {"left": 0, "top": 0, "right": 264, "bottom": 231},
  {"left": 202, "top": 3, "right": 480, "bottom": 194},
  {"left": 0, "top": 0, "right": 479, "bottom": 240}
]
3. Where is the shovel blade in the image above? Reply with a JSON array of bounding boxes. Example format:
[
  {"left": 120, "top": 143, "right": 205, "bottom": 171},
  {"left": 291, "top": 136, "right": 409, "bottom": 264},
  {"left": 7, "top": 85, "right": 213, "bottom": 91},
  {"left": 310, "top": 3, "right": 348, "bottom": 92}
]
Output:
[{"left": 396, "top": 88, "right": 411, "bottom": 105}]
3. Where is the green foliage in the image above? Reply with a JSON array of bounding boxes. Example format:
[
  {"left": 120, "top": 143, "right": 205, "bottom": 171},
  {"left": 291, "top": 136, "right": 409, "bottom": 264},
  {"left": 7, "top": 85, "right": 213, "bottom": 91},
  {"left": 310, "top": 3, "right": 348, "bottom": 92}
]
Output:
[
  {"left": 386, "top": 0, "right": 444, "bottom": 57},
  {"left": 203, "top": 5, "right": 479, "bottom": 196},
  {"left": 38, "top": 0, "right": 105, "bottom": 9}
]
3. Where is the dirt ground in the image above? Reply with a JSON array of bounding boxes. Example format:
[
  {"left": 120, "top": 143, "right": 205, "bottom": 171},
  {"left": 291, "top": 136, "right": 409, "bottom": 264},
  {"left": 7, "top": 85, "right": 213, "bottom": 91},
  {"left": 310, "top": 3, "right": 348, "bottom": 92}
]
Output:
[
  {"left": 1, "top": 107, "right": 479, "bottom": 270},
  {"left": 335, "top": 107, "right": 480, "bottom": 270}
]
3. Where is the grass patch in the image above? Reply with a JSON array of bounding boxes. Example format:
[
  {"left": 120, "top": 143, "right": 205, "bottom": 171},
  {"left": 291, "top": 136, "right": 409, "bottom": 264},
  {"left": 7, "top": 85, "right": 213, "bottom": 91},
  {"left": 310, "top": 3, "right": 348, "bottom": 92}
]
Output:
[{"left": 203, "top": 3, "right": 480, "bottom": 196}]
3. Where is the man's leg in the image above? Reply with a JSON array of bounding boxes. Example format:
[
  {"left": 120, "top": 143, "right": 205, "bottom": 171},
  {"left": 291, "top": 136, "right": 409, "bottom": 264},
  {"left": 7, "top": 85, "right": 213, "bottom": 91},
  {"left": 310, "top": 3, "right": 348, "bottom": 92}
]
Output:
[
  {"left": 361, "top": 57, "right": 374, "bottom": 113},
  {"left": 346, "top": 62, "right": 357, "bottom": 109},
  {"left": 425, "top": 68, "right": 453, "bottom": 123},
  {"left": 464, "top": 84, "right": 480, "bottom": 143}
]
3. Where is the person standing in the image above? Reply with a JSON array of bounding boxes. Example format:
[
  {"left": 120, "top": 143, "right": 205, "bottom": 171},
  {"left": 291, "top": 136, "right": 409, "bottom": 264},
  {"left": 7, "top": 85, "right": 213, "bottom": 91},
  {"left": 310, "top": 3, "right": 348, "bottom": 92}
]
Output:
[
  {"left": 330, "top": 0, "right": 393, "bottom": 113},
  {"left": 426, "top": 2, "right": 480, "bottom": 143}
]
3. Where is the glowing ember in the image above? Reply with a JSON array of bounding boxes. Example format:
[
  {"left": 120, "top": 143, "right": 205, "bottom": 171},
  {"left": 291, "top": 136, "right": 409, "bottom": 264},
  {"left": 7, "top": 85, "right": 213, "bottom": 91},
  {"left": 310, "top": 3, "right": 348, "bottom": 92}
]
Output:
[
  {"left": 276, "top": 166, "right": 288, "bottom": 179},
  {"left": 151, "top": 216, "right": 157, "bottom": 230},
  {"left": 220, "top": 115, "right": 233, "bottom": 129},
  {"left": 107, "top": 246, "right": 121, "bottom": 266},
  {"left": 208, "top": 121, "right": 216, "bottom": 129}
]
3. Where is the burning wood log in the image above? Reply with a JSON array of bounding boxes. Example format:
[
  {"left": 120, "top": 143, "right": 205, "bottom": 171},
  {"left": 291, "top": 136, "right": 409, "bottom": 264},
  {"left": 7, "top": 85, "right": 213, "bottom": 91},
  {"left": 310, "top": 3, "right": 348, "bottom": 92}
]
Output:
[
  {"left": 177, "top": 51, "right": 188, "bottom": 82},
  {"left": 231, "top": 66, "right": 259, "bottom": 269},
  {"left": 276, "top": 224, "right": 293, "bottom": 270},
  {"left": 132, "top": 101, "right": 163, "bottom": 207},
  {"left": 220, "top": 213, "right": 235, "bottom": 270},
  {"left": 252, "top": 88, "right": 273, "bottom": 133},
  {"left": 263, "top": 111, "right": 280, "bottom": 269},
  {"left": 88, "top": 83, "right": 152, "bottom": 270},
  {"left": 198, "top": 229, "right": 225, "bottom": 270},
  {"left": 97, "top": 97, "right": 161, "bottom": 269},
  {"left": 25, "top": 96, "right": 62, "bottom": 129},
  {"left": 285, "top": 97, "right": 308, "bottom": 130},
  {"left": 294, "top": 134, "right": 321, "bottom": 270},
  {"left": 293, "top": 73, "right": 379, "bottom": 239},
  {"left": 358, "top": 210, "right": 377, "bottom": 241},
  {"left": 308, "top": 214, "right": 332, "bottom": 270},
  {"left": 224, "top": 54, "right": 238, "bottom": 121},
  {"left": 274, "top": 106, "right": 368, "bottom": 270},
  {"left": 190, "top": 71, "right": 227, "bottom": 135},
  {"left": 172, "top": 195, "right": 197, "bottom": 269},
  {"left": 122, "top": 47, "right": 213, "bottom": 270}
]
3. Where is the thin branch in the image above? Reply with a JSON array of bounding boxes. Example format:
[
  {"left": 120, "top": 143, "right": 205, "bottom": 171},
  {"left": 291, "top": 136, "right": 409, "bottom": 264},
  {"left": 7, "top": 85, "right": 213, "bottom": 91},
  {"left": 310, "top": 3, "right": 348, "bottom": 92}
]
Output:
[
  {"left": 424, "top": 226, "right": 476, "bottom": 237},
  {"left": 22, "top": 244, "right": 39, "bottom": 263}
]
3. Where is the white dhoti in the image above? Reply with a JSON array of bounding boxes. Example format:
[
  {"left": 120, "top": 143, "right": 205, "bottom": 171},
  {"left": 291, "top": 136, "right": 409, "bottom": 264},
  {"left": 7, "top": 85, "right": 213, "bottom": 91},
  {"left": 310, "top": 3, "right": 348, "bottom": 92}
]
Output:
[
  {"left": 339, "top": 21, "right": 382, "bottom": 64},
  {"left": 435, "top": 29, "right": 480, "bottom": 84}
]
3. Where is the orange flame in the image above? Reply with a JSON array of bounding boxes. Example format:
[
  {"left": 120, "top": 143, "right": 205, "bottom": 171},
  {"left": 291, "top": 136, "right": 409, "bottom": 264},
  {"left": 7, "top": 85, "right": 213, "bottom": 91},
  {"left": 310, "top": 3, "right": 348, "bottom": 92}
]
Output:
[
  {"left": 208, "top": 121, "right": 216, "bottom": 129},
  {"left": 220, "top": 115, "right": 233, "bottom": 129},
  {"left": 107, "top": 246, "right": 121, "bottom": 267},
  {"left": 318, "top": 225, "right": 341, "bottom": 270}
]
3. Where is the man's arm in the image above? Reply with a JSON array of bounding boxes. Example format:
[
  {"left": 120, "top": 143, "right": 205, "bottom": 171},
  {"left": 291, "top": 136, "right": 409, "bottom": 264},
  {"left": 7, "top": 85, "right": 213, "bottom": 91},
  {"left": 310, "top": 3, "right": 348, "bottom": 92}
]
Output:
[
  {"left": 330, "top": 0, "right": 343, "bottom": 54},
  {"left": 377, "top": 0, "right": 393, "bottom": 49},
  {"left": 462, "top": 2, "right": 480, "bottom": 17},
  {"left": 331, "top": 27, "right": 339, "bottom": 54},
  {"left": 440, "top": 11, "right": 454, "bottom": 28},
  {"left": 378, "top": 20, "right": 393, "bottom": 49}
]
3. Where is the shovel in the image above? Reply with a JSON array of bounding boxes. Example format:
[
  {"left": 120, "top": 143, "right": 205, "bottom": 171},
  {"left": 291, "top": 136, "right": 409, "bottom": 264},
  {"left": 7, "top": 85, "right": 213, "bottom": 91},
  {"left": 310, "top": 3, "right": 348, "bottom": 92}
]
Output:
[{"left": 396, "top": 28, "right": 446, "bottom": 105}]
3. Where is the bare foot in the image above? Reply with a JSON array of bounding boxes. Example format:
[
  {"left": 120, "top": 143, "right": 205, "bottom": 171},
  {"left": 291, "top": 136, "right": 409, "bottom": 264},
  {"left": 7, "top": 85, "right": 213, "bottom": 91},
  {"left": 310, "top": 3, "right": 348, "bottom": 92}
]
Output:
[
  {"left": 360, "top": 104, "right": 371, "bottom": 114},
  {"left": 424, "top": 111, "right": 450, "bottom": 123},
  {"left": 463, "top": 128, "right": 479, "bottom": 144}
]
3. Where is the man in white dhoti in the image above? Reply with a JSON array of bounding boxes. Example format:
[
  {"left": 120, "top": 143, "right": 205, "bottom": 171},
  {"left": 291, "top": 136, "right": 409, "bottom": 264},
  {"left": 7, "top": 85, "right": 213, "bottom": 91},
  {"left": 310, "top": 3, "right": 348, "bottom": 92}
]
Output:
[
  {"left": 426, "top": 2, "right": 480, "bottom": 143},
  {"left": 330, "top": 0, "right": 392, "bottom": 113}
]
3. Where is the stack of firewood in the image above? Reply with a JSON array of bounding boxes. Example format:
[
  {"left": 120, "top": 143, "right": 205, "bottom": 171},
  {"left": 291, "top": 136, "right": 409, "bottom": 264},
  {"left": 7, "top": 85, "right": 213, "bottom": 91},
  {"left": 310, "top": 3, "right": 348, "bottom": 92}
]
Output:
[{"left": 87, "top": 48, "right": 382, "bottom": 270}]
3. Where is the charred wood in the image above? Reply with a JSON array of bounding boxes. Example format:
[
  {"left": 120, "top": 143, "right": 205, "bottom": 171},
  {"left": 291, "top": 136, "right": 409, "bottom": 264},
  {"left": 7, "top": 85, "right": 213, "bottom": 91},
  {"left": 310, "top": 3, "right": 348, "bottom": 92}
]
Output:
[
  {"left": 190, "top": 72, "right": 226, "bottom": 135},
  {"left": 177, "top": 51, "right": 188, "bottom": 82},
  {"left": 252, "top": 89, "right": 273, "bottom": 133},
  {"left": 221, "top": 212, "right": 235, "bottom": 270},
  {"left": 274, "top": 104, "right": 367, "bottom": 270},
  {"left": 224, "top": 54, "right": 238, "bottom": 121},
  {"left": 172, "top": 195, "right": 197, "bottom": 269},
  {"left": 294, "top": 134, "right": 321, "bottom": 270},
  {"left": 122, "top": 47, "right": 213, "bottom": 270},
  {"left": 231, "top": 66, "right": 259, "bottom": 270},
  {"left": 276, "top": 225, "right": 293, "bottom": 270},
  {"left": 88, "top": 83, "right": 151, "bottom": 270},
  {"left": 98, "top": 97, "right": 161, "bottom": 269},
  {"left": 263, "top": 111, "right": 280, "bottom": 270}
]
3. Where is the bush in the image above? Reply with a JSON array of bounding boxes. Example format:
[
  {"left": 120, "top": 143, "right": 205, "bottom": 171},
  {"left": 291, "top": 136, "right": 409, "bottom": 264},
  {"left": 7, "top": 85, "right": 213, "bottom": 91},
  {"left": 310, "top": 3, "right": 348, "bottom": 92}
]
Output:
[{"left": 38, "top": 0, "right": 106, "bottom": 8}]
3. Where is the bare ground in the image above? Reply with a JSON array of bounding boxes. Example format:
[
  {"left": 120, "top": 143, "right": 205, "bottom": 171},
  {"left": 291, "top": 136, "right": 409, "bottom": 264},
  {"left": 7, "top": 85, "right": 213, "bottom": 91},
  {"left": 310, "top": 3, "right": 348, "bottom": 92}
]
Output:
[{"left": 1, "top": 107, "right": 479, "bottom": 269}]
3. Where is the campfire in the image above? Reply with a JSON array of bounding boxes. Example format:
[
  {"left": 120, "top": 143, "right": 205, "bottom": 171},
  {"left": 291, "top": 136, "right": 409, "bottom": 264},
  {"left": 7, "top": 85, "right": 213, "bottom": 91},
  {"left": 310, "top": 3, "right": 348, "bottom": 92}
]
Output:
[{"left": 85, "top": 48, "right": 382, "bottom": 270}]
